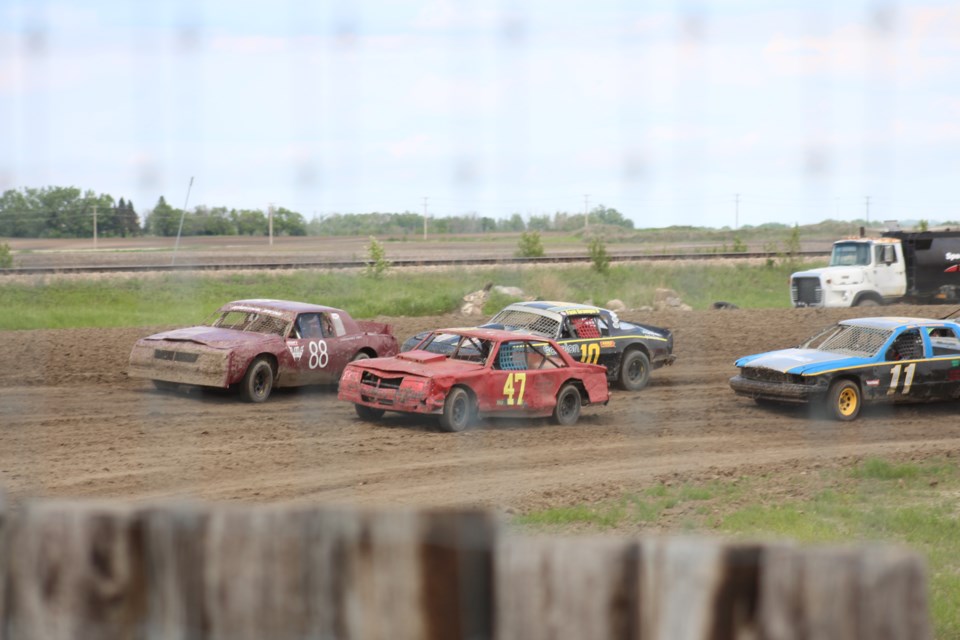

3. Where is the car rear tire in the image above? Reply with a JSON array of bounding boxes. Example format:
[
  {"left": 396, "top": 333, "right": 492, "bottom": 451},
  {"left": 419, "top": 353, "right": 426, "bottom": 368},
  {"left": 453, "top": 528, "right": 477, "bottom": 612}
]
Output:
[
  {"left": 618, "top": 350, "right": 651, "bottom": 391},
  {"left": 439, "top": 386, "right": 473, "bottom": 432},
  {"left": 552, "top": 384, "right": 582, "bottom": 426},
  {"left": 239, "top": 357, "right": 274, "bottom": 403},
  {"left": 355, "top": 403, "right": 385, "bottom": 422},
  {"left": 827, "top": 379, "right": 861, "bottom": 421}
]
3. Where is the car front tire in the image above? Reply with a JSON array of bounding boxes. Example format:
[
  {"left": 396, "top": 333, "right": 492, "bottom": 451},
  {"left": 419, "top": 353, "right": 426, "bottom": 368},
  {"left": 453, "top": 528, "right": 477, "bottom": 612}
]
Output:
[
  {"left": 240, "top": 357, "right": 274, "bottom": 403},
  {"left": 355, "top": 403, "right": 385, "bottom": 422},
  {"left": 439, "top": 386, "right": 473, "bottom": 432},
  {"left": 827, "top": 379, "right": 861, "bottom": 421}
]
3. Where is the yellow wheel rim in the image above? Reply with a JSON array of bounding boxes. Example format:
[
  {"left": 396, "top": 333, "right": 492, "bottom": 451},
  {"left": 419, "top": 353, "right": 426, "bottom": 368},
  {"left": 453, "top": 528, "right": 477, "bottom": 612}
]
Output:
[{"left": 837, "top": 387, "right": 858, "bottom": 416}]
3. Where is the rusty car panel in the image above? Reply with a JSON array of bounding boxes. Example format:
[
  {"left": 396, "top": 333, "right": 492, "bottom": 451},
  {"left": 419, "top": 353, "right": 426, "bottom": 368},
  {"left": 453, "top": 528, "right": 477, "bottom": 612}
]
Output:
[
  {"left": 339, "top": 328, "right": 609, "bottom": 430},
  {"left": 128, "top": 299, "right": 399, "bottom": 402}
]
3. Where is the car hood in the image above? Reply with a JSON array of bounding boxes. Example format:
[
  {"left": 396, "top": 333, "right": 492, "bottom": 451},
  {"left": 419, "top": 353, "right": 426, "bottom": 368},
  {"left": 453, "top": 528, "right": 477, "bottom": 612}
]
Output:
[
  {"left": 735, "top": 348, "right": 871, "bottom": 375},
  {"left": 354, "top": 350, "right": 483, "bottom": 377},
  {"left": 138, "top": 326, "right": 276, "bottom": 349},
  {"left": 792, "top": 266, "right": 864, "bottom": 285}
]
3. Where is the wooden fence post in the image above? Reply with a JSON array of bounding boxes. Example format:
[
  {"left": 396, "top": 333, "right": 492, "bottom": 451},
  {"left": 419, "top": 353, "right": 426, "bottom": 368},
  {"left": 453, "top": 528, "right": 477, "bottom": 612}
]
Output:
[
  {"left": 0, "top": 500, "right": 931, "bottom": 640},
  {"left": 4, "top": 501, "right": 146, "bottom": 640}
]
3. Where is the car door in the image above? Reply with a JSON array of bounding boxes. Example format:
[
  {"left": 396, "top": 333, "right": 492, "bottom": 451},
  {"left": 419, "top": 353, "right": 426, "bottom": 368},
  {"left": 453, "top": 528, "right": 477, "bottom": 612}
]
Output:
[
  {"left": 921, "top": 326, "right": 960, "bottom": 400},
  {"left": 284, "top": 312, "right": 349, "bottom": 385},
  {"left": 481, "top": 340, "right": 561, "bottom": 415},
  {"left": 880, "top": 328, "right": 938, "bottom": 401},
  {"left": 561, "top": 314, "right": 615, "bottom": 368}
]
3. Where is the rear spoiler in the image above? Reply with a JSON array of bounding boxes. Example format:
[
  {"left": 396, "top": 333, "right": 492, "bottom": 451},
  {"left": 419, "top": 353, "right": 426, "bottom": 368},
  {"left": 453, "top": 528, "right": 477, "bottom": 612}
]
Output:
[{"left": 356, "top": 320, "right": 393, "bottom": 335}]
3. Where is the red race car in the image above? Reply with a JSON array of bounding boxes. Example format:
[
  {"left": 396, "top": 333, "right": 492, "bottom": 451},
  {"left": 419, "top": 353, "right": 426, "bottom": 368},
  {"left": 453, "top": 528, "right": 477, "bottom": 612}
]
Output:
[
  {"left": 338, "top": 328, "right": 610, "bottom": 431},
  {"left": 128, "top": 299, "right": 398, "bottom": 402}
]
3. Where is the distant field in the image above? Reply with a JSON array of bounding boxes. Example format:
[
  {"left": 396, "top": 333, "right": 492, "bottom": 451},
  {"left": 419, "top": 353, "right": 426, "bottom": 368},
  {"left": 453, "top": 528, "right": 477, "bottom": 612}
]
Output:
[
  {"left": 1, "top": 229, "right": 835, "bottom": 270},
  {"left": 0, "top": 259, "right": 818, "bottom": 330}
]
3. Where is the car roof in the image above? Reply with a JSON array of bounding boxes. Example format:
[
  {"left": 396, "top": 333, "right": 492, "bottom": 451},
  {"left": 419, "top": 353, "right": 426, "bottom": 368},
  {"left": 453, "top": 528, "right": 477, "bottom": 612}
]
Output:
[
  {"left": 221, "top": 299, "right": 341, "bottom": 314},
  {"left": 431, "top": 327, "right": 557, "bottom": 343},
  {"left": 503, "top": 301, "right": 605, "bottom": 316},
  {"left": 840, "top": 316, "right": 959, "bottom": 331}
]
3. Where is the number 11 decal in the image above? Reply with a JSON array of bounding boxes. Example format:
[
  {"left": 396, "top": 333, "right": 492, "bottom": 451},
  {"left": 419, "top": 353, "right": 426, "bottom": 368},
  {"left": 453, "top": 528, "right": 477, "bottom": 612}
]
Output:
[{"left": 887, "top": 362, "right": 916, "bottom": 396}]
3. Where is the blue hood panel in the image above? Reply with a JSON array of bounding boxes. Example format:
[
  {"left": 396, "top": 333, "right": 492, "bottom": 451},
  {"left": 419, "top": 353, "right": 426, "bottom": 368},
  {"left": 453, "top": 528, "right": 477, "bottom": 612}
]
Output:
[{"left": 736, "top": 348, "right": 870, "bottom": 375}]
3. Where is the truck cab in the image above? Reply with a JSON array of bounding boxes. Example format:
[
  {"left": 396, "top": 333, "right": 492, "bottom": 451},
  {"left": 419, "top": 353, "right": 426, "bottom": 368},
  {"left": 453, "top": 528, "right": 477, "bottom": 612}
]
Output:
[{"left": 790, "top": 238, "right": 906, "bottom": 307}]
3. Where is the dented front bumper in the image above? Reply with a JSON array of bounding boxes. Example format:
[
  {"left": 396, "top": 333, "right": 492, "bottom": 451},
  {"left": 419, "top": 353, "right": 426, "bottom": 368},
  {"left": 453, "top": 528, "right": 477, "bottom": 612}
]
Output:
[{"left": 128, "top": 341, "right": 233, "bottom": 388}]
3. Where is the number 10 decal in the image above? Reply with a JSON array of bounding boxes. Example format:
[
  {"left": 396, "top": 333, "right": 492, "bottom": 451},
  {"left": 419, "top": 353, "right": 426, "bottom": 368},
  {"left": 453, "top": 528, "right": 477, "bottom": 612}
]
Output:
[
  {"left": 580, "top": 343, "right": 600, "bottom": 364},
  {"left": 887, "top": 362, "right": 916, "bottom": 396},
  {"left": 503, "top": 372, "right": 526, "bottom": 405}
]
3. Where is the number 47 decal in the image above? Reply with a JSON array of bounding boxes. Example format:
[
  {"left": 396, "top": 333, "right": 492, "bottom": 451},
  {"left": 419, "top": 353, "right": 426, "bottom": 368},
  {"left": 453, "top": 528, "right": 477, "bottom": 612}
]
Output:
[
  {"left": 887, "top": 362, "right": 916, "bottom": 396},
  {"left": 503, "top": 373, "right": 526, "bottom": 405}
]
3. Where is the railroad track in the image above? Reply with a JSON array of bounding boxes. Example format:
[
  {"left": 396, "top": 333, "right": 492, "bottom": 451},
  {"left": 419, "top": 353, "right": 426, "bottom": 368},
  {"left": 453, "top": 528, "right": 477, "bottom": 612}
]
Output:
[{"left": 0, "top": 250, "right": 830, "bottom": 276}]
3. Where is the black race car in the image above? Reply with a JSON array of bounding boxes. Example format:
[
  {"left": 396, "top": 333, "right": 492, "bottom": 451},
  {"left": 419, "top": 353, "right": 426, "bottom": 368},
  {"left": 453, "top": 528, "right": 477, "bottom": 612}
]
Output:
[
  {"left": 730, "top": 316, "right": 960, "bottom": 420},
  {"left": 402, "top": 301, "right": 675, "bottom": 390}
]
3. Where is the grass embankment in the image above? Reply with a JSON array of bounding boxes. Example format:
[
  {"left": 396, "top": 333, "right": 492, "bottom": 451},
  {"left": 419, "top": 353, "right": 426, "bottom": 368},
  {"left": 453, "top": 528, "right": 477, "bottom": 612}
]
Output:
[
  {"left": 0, "top": 261, "right": 812, "bottom": 331},
  {"left": 515, "top": 457, "right": 960, "bottom": 638}
]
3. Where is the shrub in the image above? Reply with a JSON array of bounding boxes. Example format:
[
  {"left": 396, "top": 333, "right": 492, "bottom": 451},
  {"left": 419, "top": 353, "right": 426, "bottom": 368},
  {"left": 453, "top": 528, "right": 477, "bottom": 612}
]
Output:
[
  {"left": 365, "top": 236, "right": 391, "bottom": 278},
  {"left": 516, "top": 231, "right": 545, "bottom": 258},
  {"left": 588, "top": 237, "right": 609, "bottom": 274},
  {"left": 0, "top": 243, "right": 13, "bottom": 269}
]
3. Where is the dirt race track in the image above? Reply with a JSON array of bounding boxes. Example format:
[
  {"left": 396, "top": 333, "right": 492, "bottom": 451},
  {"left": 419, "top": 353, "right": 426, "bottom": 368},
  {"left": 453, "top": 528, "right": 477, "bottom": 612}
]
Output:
[{"left": 3, "top": 305, "right": 960, "bottom": 516}]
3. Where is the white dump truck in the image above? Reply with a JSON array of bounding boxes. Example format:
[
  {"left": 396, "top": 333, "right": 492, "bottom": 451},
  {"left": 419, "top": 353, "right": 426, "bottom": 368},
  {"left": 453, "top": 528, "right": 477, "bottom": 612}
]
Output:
[{"left": 790, "top": 230, "right": 960, "bottom": 307}]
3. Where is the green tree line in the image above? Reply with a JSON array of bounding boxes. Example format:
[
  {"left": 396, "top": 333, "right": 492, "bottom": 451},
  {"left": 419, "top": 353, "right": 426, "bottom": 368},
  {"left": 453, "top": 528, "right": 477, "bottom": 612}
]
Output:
[
  {"left": 0, "top": 187, "right": 139, "bottom": 238},
  {"left": 0, "top": 187, "right": 307, "bottom": 238},
  {"left": 308, "top": 205, "right": 634, "bottom": 236},
  {"left": 0, "top": 186, "right": 634, "bottom": 238}
]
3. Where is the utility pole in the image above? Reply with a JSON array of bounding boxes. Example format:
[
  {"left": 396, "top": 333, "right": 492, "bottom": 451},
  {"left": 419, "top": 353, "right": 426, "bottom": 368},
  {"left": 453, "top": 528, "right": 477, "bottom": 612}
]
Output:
[
  {"left": 865, "top": 196, "right": 870, "bottom": 225},
  {"left": 93, "top": 204, "right": 98, "bottom": 249},
  {"left": 172, "top": 176, "right": 195, "bottom": 266},
  {"left": 268, "top": 203, "right": 274, "bottom": 246},
  {"left": 734, "top": 193, "right": 740, "bottom": 230},
  {"left": 422, "top": 197, "right": 428, "bottom": 241},
  {"left": 583, "top": 194, "right": 590, "bottom": 230}
]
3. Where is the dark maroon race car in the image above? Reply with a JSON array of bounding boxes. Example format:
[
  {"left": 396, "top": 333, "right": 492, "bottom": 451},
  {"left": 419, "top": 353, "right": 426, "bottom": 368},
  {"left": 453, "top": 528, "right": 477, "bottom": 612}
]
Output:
[
  {"left": 128, "top": 299, "right": 398, "bottom": 402},
  {"left": 338, "top": 328, "right": 610, "bottom": 431}
]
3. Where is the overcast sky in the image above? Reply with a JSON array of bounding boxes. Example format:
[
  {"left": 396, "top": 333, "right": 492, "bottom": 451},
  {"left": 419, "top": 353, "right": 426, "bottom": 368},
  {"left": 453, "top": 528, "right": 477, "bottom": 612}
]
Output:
[{"left": 2, "top": 1, "right": 958, "bottom": 229}]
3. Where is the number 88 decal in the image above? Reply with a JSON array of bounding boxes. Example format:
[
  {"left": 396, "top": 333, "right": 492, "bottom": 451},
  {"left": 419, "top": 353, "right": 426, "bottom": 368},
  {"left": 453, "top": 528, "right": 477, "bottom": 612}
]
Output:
[{"left": 308, "top": 340, "right": 329, "bottom": 369}]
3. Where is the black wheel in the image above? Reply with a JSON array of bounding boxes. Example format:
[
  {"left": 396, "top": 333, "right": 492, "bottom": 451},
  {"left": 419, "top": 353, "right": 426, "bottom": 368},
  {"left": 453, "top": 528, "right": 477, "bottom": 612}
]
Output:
[
  {"left": 152, "top": 380, "right": 177, "bottom": 391},
  {"left": 552, "top": 384, "right": 582, "bottom": 426},
  {"left": 439, "top": 386, "right": 473, "bottom": 432},
  {"left": 239, "top": 357, "right": 274, "bottom": 403},
  {"left": 355, "top": 403, "right": 385, "bottom": 422},
  {"left": 826, "top": 379, "right": 861, "bottom": 421},
  {"left": 854, "top": 297, "right": 880, "bottom": 307},
  {"left": 618, "top": 350, "right": 651, "bottom": 391}
]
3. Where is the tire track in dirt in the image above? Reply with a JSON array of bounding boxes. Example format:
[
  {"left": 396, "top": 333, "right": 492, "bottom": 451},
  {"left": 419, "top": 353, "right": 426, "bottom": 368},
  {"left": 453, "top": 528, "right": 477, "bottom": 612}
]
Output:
[{"left": 3, "top": 306, "right": 960, "bottom": 511}]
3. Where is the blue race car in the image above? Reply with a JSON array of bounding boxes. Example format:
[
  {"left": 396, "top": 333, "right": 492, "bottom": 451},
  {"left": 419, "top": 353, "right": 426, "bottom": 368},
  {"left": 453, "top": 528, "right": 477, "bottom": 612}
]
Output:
[
  {"left": 730, "top": 316, "right": 960, "bottom": 420},
  {"left": 402, "top": 301, "right": 675, "bottom": 390}
]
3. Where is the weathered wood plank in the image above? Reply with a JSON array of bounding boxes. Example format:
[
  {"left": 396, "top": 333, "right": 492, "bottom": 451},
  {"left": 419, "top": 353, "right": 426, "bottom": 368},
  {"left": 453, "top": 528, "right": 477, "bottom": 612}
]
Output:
[
  {"left": 496, "top": 535, "right": 639, "bottom": 640},
  {"left": 4, "top": 501, "right": 146, "bottom": 640},
  {"left": 0, "top": 500, "right": 931, "bottom": 640},
  {"left": 142, "top": 505, "right": 496, "bottom": 640}
]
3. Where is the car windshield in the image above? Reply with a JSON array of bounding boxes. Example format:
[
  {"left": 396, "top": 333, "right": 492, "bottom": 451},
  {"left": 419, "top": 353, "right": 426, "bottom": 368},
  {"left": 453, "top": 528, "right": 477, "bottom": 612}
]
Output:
[
  {"left": 800, "top": 323, "right": 892, "bottom": 357},
  {"left": 487, "top": 308, "right": 560, "bottom": 338},
  {"left": 207, "top": 309, "right": 290, "bottom": 337},
  {"left": 829, "top": 242, "right": 872, "bottom": 267},
  {"left": 417, "top": 333, "right": 491, "bottom": 364}
]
